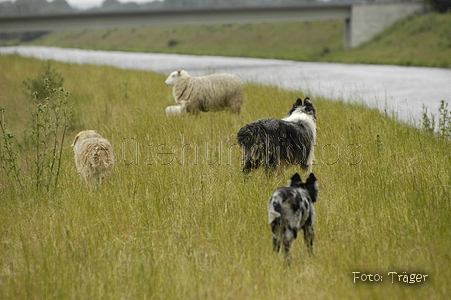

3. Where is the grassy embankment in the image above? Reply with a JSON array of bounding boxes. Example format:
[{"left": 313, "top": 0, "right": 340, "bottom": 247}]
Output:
[
  {"left": 0, "top": 52, "right": 450, "bottom": 299},
  {"left": 17, "top": 12, "right": 451, "bottom": 68}
]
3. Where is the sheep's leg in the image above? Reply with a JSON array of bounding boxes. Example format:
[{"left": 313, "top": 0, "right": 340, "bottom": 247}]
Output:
[{"left": 229, "top": 95, "right": 242, "bottom": 114}]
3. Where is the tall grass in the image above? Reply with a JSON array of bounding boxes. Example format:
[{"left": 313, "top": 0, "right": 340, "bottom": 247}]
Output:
[{"left": 0, "top": 54, "right": 450, "bottom": 299}]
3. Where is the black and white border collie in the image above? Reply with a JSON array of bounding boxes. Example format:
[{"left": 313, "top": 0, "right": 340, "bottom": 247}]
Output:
[
  {"left": 268, "top": 172, "right": 318, "bottom": 259},
  {"left": 237, "top": 97, "right": 316, "bottom": 174}
]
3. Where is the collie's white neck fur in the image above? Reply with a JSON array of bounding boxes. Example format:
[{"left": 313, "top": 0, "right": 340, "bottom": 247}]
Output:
[
  {"left": 283, "top": 110, "right": 317, "bottom": 145},
  {"left": 284, "top": 110, "right": 315, "bottom": 126}
]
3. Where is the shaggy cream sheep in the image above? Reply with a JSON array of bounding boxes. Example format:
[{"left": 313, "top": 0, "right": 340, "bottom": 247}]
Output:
[
  {"left": 164, "top": 70, "right": 244, "bottom": 114},
  {"left": 71, "top": 130, "right": 114, "bottom": 186}
]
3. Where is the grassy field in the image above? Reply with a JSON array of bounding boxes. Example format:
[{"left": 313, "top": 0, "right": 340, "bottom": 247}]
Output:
[
  {"left": 1, "top": 53, "right": 450, "bottom": 299},
  {"left": 16, "top": 12, "right": 451, "bottom": 68}
]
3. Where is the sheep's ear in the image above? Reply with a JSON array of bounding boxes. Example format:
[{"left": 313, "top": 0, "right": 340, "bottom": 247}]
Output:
[
  {"left": 289, "top": 172, "right": 302, "bottom": 187},
  {"left": 71, "top": 134, "right": 79, "bottom": 147},
  {"left": 177, "top": 70, "right": 181, "bottom": 75},
  {"left": 177, "top": 100, "right": 188, "bottom": 105}
]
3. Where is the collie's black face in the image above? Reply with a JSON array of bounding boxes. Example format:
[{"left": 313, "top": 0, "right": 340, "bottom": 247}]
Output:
[{"left": 288, "top": 97, "right": 317, "bottom": 120}]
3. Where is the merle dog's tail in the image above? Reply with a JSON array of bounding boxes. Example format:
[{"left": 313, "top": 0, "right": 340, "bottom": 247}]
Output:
[{"left": 268, "top": 194, "right": 282, "bottom": 225}]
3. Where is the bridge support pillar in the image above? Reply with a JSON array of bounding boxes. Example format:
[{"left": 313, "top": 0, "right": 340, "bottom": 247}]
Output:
[{"left": 346, "top": 2, "right": 425, "bottom": 49}]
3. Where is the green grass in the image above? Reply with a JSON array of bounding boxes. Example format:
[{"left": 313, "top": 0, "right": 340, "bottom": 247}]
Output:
[
  {"left": 24, "top": 21, "right": 343, "bottom": 62},
  {"left": 325, "top": 13, "right": 451, "bottom": 68},
  {"left": 20, "top": 12, "right": 451, "bottom": 68},
  {"left": 1, "top": 54, "right": 451, "bottom": 299}
]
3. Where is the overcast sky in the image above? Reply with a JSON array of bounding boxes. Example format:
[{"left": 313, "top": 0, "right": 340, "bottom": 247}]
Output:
[
  {"left": 0, "top": 0, "right": 161, "bottom": 9},
  {"left": 68, "top": 0, "right": 160, "bottom": 9}
]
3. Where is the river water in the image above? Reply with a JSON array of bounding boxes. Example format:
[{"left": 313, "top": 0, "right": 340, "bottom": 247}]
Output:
[{"left": 1, "top": 46, "right": 450, "bottom": 125}]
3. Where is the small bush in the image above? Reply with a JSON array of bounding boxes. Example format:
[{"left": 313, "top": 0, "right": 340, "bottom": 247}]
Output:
[
  {"left": 437, "top": 100, "right": 451, "bottom": 138},
  {"left": 426, "top": 0, "right": 451, "bottom": 13},
  {"left": 421, "top": 100, "right": 451, "bottom": 139},
  {"left": 30, "top": 80, "right": 72, "bottom": 193},
  {"left": 421, "top": 104, "right": 435, "bottom": 134},
  {"left": 23, "top": 60, "right": 64, "bottom": 102},
  {"left": 2, "top": 60, "right": 75, "bottom": 196},
  {"left": 168, "top": 39, "right": 180, "bottom": 47},
  {"left": 0, "top": 106, "right": 23, "bottom": 192}
]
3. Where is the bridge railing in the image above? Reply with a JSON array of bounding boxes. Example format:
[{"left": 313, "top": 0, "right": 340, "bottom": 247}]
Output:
[{"left": 0, "top": 1, "right": 425, "bottom": 49}]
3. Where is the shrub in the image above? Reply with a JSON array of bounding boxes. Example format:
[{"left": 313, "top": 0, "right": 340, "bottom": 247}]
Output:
[
  {"left": 168, "top": 39, "right": 180, "bottom": 47},
  {"left": 426, "top": 0, "right": 451, "bottom": 13},
  {"left": 23, "top": 60, "right": 64, "bottom": 102},
  {"left": 0, "top": 106, "right": 23, "bottom": 193},
  {"left": 30, "top": 79, "right": 72, "bottom": 193}
]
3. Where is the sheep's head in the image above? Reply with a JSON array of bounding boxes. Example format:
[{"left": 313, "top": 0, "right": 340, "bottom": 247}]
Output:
[
  {"left": 164, "top": 70, "right": 189, "bottom": 86},
  {"left": 176, "top": 100, "right": 190, "bottom": 108},
  {"left": 72, "top": 130, "right": 101, "bottom": 147}
]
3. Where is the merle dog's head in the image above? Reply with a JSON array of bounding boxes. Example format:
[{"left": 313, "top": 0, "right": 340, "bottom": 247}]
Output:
[
  {"left": 289, "top": 172, "right": 318, "bottom": 203},
  {"left": 287, "top": 97, "right": 317, "bottom": 121}
]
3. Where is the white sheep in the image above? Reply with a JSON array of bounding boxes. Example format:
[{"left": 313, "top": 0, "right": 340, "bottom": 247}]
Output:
[
  {"left": 71, "top": 130, "right": 114, "bottom": 187},
  {"left": 165, "top": 100, "right": 189, "bottom": 116},
  {"left": 164, "top": 70, "right": 244, "bottom": 114}
]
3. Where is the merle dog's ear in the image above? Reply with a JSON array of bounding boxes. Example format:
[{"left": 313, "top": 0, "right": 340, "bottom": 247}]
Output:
[
  {"left": 305, "top": 173, "right": 318, "bottom": 202},
  {"left": 289, "top": 172, "right": 303, "bottom": 188}
]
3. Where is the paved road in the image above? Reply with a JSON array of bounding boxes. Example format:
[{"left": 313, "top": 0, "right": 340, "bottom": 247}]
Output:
[{"left": 2, "top": 46, "right": 450, "bottom": 125}]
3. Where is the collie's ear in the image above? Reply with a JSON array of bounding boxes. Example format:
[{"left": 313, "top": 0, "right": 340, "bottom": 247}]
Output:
[
  {"left": 304, "top": 97, "right": 314, "bottom": 109},
  {"left": 304, "top": 97, "right": 316, "bottom": 117},
  {"left": 289, "top": 172, "right": 302, "bottom": 187},
  {"left": 305, "top": 173, "right": 318, "bottom": 202},
  {"left": 288, "top": 98, "right": 304, "bottom": 115}
]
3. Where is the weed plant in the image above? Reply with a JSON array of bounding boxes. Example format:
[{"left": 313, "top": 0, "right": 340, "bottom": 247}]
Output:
[
  {"left": 1, "top": 61, "right": 73, "bottom": 195},
  {"left": 28, "top": 81, "right": 72, "bottom": 193},
  {"left": 0, "top": 54, "right": 450, "bottom": 299},
  {"left": 23, "top": 60, "right": 64, "bottom": 101},
  {"left": 422, "top": 100, "right": 451, "bottom": 140},
  {"left": 0, "top": 106, "right": 23, "bottom": 192}
]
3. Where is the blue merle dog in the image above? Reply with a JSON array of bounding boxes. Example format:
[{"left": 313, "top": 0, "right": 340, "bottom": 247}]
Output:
[{"left": 268, "top": 172, "right": 318, "bottom": 259}]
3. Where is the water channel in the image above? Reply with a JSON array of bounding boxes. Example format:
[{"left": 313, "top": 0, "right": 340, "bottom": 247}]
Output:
[{"left": 1, "top": 46, "right": 450, "bottom": 125}]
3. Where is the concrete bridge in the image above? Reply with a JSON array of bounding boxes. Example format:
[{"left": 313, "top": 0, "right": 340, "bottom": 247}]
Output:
[{"left": 0, "top": 1, "right": 425, "bottom": 48}]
